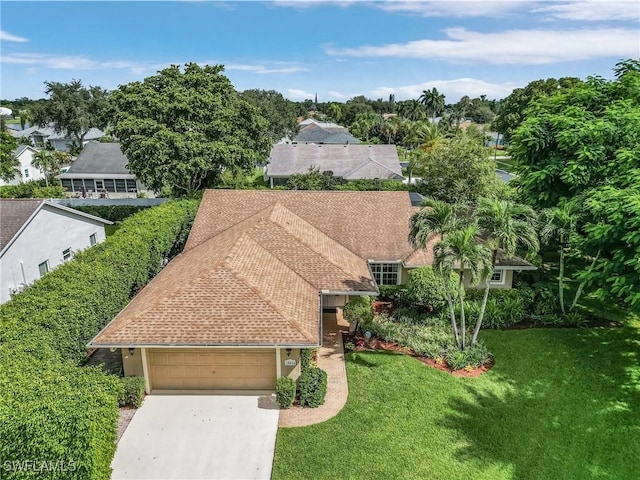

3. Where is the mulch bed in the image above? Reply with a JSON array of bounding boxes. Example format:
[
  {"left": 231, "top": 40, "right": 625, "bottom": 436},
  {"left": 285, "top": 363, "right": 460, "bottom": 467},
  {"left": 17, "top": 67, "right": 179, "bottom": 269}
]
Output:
[
  {"left": 117, "top": 406, "right": 137, "bottom": 442},
  {"left": 343, "top": 333, "right": 493, "bottom": 377},
  {"left": 372, "top": 301, "right": 395, "bottom": 316}
]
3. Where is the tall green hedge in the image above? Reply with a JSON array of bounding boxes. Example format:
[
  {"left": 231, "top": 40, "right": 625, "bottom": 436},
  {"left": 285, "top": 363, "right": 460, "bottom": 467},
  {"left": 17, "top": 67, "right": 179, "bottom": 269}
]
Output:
[
  {"left": 0, "top": 199, "right": 199, "bottom": 479},
  {"left": 73, "top": 205, "right": 150, "bottom": 223}
]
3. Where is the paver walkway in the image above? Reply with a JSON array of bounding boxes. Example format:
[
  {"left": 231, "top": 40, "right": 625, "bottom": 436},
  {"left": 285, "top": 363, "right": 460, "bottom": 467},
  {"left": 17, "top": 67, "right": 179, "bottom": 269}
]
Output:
[{"left": 279, "top": 312, "right": 349, "bottom": 427}]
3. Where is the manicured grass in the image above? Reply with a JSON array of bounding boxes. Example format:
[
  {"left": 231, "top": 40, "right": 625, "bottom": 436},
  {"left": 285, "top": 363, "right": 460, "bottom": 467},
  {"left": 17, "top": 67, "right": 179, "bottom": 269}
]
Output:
[{"left": 273, "top": 318, "right": 640, "bottom": 479}]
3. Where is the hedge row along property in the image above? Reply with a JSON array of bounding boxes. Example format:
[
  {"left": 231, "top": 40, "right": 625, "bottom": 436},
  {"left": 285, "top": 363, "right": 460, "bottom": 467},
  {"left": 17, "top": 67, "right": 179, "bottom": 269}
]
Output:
[{"left": 0, "top": 200, "right": 199, "bottom": 480}]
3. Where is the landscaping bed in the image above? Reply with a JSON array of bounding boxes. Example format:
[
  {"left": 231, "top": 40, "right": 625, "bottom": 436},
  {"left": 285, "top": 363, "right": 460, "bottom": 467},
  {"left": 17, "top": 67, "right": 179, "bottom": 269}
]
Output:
[{"left": 343, "top": 332, "right": 494, "bottom": 377}]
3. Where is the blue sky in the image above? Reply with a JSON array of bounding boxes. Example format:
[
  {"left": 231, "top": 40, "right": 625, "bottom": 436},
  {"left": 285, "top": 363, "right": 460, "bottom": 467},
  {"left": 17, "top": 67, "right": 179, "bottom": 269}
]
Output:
[{"left": 1, "top": 1, "right": 639, "bottom": 103}]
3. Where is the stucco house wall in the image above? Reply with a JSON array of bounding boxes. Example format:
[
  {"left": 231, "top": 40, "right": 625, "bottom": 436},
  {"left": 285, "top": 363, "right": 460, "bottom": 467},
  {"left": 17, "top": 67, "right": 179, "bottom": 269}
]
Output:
[
  {"left": 0, "top": 146, "right": 44, "bottom": 186},
  {"left": 0, "top": 204, "right": 108, "bottom": 304},
  {"left": 279, "top": 348, "right": 301, "bottom": 379},
  {"left": 463, "top": 268, "right": 514, "bottom": 290},
  {"left": 121, "top": 348, "right": 144, "bottom": 377}
]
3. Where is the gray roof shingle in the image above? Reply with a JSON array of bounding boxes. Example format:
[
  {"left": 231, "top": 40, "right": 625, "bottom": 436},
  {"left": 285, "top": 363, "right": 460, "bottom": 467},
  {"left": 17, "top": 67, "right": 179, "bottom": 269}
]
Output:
[
  {"left": 267, "top": 144, "right": 403, "bottom": 180},
  {"left": 293, "top": 123, "right": 360, "bottom": 144},
  {"left": 10, "top": 124, "right": 104, "bottom": 141},
  {"left": 64, "top": 143, "right": 130, "bottom": 175}
]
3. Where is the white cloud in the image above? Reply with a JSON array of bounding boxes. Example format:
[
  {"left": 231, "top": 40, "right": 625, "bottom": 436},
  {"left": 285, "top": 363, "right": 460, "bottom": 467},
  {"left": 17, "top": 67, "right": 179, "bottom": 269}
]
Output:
[
  {"left": 1, "top": 53, "right": 161, "bottom": 72},
  {"left": 328, "top": 90, "right": 347, "bottom": 99},
  {"left": 375, "top": 0, "right": 532, "bottom": 18},
  {"left": 272, "top": 0, "right": 355, "bottom": 9},
  {"left": 273, "top": 0, "right": 534, "bottom": 18},
  {"left": 326, "top": 27, "right": 640, "bottom": 65},
  {"left": 0, "top": 30, "right": 29, "bottom": 42},
  {"left": 533, "top": 1, "right": 640, "bottom": 22},
  {"left": 225, "top": 63, "right": 310, "bottom": 74},
  {"left": 1, "top": 54, "right": 308, "bottom": 76},
  {"left": 369, "top": 78, "right": 520, "bottom": 102},
  {"left": 287, "top": 88, "right": 315, "bottom": 100},
  {"left": 273, "top": 0, "right": 640, "bottom": 21}
]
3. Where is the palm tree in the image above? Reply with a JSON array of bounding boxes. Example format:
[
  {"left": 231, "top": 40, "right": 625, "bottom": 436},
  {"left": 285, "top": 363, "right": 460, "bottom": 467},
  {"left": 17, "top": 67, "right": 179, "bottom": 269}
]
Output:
[
  {"left": 419, "top": 88, "right": 446, "bottom": 123},
  {"left": 473, "top": 198, "right": 539, "bottom": 345},
  {"left": 31, "top": 149, "right": 63, "bottom": 187},
  {"left": 409, "top": 198, "right": 460, "bottom": 248},
  {"left": 418, "top": 123, "right": 443, "bottom": 152},
  {"left": 456, "top": 95, "right": 472, "bottom": 121},
  {"left": 32, "top": 150, "right": 53, "bottom": 187},
  {"left": 18, "top": 109, "right": 32, "bottom": 130},
  {"left": 539, "top": 201, "right": 576, "bottom": 314},
  {"left": 381, "top": 116, "right": 402, "bottom": 144},
  {"left": 409, "top": 198, "right": 463, "bottom": 345},
  {"left": 434, "top": 225, "right": 492, "bottom": 349},
  {"left": 398, "top": 100, "right": 426, "bottom": 121},
  {"left": 539, "top": 200, "right": 597, "bottom": 313}
]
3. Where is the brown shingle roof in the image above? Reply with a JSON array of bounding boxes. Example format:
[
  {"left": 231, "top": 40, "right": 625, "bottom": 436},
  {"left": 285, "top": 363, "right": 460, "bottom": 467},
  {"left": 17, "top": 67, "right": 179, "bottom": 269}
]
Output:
[
  {"left": 91, "top": 202, "right": 377, "bottom": 347},
  {"left": 186, "top": 190, "right": 418, "bottom": 262},
  {"left": 0, "top": 199, "right": 43, "bottom": 251}
]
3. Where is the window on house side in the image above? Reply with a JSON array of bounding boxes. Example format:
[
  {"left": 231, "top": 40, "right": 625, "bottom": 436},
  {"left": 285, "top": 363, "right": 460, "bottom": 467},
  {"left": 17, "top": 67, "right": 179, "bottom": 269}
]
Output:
[
  {"left": 38, "top": 260, "right": 49, "bottom": 277},
  {"left": 490, "top": 270, "right": 503, "bottom": 283},
  {"left": 63, "top": 248, "right": 72, "bottom": 261},
  {"left": 370, "top": 263, "right": 399, "bottom": 286},
  {"left": 89, "top": 233, "right": 97, "bottom": 246},
  {"left": 24, "top": 169, "right": 29, "bottom": 178}
]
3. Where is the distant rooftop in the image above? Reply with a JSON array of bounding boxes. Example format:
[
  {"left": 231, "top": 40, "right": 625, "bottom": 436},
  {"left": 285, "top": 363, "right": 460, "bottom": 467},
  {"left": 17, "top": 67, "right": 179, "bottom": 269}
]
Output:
[
  {"left": 267, "top": 144, "right": 403, "bottom": 180},
  {"left": 62, "top": 143, "right": 130, "bottom": 175}
]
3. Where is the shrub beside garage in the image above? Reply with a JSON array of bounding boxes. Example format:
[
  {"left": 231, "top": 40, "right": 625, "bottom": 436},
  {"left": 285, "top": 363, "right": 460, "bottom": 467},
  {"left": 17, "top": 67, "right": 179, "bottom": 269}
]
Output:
[{"left": 0, "top": 200, "right": 199, "bottom": 480}]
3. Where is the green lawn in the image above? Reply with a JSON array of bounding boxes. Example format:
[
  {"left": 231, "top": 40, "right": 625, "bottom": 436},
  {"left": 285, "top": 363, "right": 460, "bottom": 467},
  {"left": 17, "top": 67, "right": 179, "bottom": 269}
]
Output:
[{"left": 273, "top": 316, "right": 640, "bottom": 480}]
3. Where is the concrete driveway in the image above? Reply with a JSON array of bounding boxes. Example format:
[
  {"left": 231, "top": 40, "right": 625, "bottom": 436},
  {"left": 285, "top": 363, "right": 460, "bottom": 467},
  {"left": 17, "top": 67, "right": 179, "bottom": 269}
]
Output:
[{"left": 111, "top": 395, "right": 280, "bottom": 480}]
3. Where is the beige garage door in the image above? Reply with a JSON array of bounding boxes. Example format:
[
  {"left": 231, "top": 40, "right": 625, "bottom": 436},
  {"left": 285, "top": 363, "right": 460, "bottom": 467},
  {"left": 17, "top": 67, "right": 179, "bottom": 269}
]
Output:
[{"left": 148, "top": 349, "right": 276, "bottom": 391}]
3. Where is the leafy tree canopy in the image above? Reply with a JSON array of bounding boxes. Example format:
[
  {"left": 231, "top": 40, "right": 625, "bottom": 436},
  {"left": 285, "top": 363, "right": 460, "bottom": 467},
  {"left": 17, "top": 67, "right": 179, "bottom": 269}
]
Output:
[
  {"left": 240, "top": 89, "right": 298, "bottom": 142},
  {"left": 31, "top": 79, "right": 109, "bottom": 149},
  {"left": 286, "top": 167, "right": 346, "bottom": 190},
  {"left": 510, "top": 59, "right": 640, "bottom": 306},
  {"left": 510, "top": 64, "right": 640, "bottom": 209},
  {"left": 493, "top": 77, "right": 582, "bottom": 141},
  {"left": 109, "top": 63, "right": 271, "bottom": 195},
  {"left": 0, "top": 130, "right": 20, "bottom": 182},
  {"left": 412, "top": 132, "right": 504, "bottom": 204}
]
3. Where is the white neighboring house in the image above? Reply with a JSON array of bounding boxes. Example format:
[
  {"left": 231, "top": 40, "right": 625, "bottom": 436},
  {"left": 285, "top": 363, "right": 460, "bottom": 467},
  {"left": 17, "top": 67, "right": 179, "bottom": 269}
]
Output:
[
  {"left": 0, "top": 145, "right": 45, "bottom": 186},
  {"left": 0, "top": 199, "right": 112, "bottom": 304},
  {"left": 10, "top": 124, "right": 105, "bottom": 152}
]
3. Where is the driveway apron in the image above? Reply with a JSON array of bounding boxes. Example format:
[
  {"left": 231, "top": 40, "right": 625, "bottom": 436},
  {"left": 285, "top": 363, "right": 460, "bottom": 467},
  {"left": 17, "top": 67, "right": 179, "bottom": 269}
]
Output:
[{"left": 111, "top": 395, "right": 279, "bottom": 480}]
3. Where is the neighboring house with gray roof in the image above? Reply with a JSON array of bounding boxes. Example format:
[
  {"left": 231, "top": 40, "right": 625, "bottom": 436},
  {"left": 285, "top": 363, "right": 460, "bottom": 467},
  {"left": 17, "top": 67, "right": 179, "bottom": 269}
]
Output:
[
  {"left": 0, "top": 199, "right": 111, "bottom": 304},
  {"left": 56, "top": 143, "right": 148, "bottom": 198},
  {"left": 265, "top": 144, "right": 404, "bottom": 187},
  {"left": 11, "top": 124, "right": 105, "bottom": 152},
  {"left": 292, "top": 120, "right": 360, "bottom": 145},
  {"left": 0, "top": 145, "right": 44, "bottom": 186}
]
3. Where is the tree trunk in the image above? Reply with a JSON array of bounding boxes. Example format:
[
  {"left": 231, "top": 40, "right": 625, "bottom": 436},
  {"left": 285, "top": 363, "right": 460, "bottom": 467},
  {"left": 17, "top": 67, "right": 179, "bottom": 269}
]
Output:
[
  {"left": 444, "top": 277, "right": 460, "bottom": 348},
  {"left": 569, "top": 250, "right": 601, "bottom": 312},
  {"left": 458, "top": 275, "right": 466, "bottom": 350},
  {"left": 559, "top": 236, "right": 566, "bottom": 314},
  {"left": 472, "top": 251, "right": 497, "bottom": 346}
]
